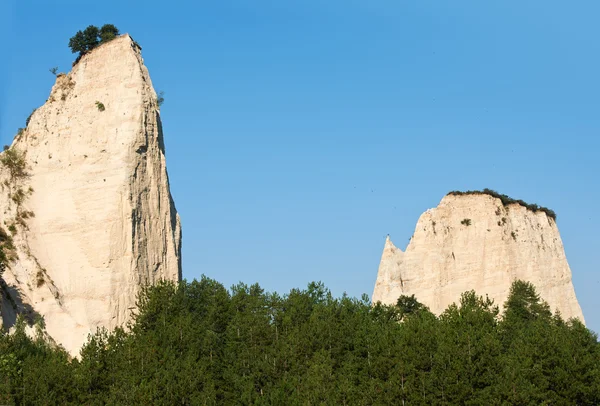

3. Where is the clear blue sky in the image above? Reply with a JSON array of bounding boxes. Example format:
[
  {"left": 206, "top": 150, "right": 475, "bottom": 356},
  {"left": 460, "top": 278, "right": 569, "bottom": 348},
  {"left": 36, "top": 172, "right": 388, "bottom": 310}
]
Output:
[{"left": 1, "top": 1, "right": 599, "bottom": 332}]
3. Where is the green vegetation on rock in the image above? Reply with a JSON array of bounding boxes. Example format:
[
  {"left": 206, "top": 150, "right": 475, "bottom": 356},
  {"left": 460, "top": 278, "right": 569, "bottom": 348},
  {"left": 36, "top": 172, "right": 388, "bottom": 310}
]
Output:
[
  {"left": 68, "top": 24, "right": 120, "bottom": 59},
  {"left": 448, "top": 188, "right": 557, "bottom": 221},
  {"left": 0, "top": 148, "right": 27, "bottom": 181}
]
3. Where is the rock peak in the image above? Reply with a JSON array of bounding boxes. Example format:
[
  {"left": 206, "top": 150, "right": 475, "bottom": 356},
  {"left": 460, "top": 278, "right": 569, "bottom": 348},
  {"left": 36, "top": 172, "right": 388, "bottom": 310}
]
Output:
[
  {"left": 0, "top": 35, "right": 181, "bottom": 356},
  {"left": 373, "top": 192, "right": 584, "bottom": 323}
]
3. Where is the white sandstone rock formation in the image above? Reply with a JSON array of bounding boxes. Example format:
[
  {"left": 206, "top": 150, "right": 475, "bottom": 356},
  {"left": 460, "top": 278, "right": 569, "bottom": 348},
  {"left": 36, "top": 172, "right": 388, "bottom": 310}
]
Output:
[
  {"left": 372, "top": 192, "right": 585, "bottom": 323},
  {"left": 0, "top": 34, "right": 181, "bottom": 355}
]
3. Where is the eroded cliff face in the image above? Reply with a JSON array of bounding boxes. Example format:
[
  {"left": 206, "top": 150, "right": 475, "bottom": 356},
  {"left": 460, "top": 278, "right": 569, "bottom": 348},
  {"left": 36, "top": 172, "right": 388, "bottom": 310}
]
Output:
[
  {"left": 372, "top": 194, "right": 585, "bottom": 323},
  {"left": 0, "top": 34, "right": 181, "bottom": 355}
]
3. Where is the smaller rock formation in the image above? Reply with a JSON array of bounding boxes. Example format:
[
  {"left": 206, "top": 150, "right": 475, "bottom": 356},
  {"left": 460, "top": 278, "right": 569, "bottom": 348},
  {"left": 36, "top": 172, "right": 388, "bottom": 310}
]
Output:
[{"left": 372, "top": 190, "right": 585, "bottom": 323}]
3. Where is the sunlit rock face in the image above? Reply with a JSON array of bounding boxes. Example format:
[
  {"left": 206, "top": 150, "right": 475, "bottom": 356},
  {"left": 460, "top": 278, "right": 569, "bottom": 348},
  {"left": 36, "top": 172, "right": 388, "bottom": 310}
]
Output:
[
  {"left": 373, "top": 193, "right": 584, "bottom": 323},
  {"left": 0, "top": 34, "right": 181, "bottom": 355}
]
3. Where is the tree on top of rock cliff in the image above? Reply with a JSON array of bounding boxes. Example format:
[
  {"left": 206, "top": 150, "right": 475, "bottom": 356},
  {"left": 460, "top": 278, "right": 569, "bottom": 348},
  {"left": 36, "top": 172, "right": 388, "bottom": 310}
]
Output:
[
  {"left": 68, "top": 30, "right": 87, "bottom": 55},
  {"left": 68, "top": 24, "right": 120, "bottom": 57},
  {"left": 82, "top": 25, "right": 99, "bottom": 50},
  {"left": 99, "top": 24, "right": 119, "bottom": 43}
]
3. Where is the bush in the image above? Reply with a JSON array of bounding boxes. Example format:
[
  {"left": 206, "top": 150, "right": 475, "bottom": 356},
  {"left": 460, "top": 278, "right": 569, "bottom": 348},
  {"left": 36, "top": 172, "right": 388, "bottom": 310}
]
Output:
[
  {"left": 157, "top": 91, "right": 165, "bottom": 107},
  {"left": 95, "top": 101, "right": 105, "bottom": 112},
  {"left": 0, "top": 148, "right": 27, "bottom": 180},
  {"left": 461, "top": 218, "right": 472, "bottom": 226},
  {"left": 0, "top": 226, "right": 15, "bottom": 275},
  {"left": 448, "top": 188, "right": 557, "bottom": 221}
]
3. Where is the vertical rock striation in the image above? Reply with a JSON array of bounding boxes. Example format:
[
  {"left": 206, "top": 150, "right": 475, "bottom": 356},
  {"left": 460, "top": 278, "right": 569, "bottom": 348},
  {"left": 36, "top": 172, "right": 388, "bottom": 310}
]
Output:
[
  {"left": 372, "top": 193, "right": 585, "bottom": 323},
  {"left": 0, "top": 34, "right": 181, "bottom": 355}
]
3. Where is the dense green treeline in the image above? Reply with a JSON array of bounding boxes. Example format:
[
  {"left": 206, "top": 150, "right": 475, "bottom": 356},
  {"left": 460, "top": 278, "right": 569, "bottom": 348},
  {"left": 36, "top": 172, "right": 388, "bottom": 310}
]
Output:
[{"left": 0, "top": 278, "right": 598, "bottom": 404}]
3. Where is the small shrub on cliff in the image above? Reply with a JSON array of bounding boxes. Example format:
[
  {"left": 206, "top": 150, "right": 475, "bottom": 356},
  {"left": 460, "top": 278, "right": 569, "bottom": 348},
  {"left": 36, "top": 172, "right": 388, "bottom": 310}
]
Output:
[
  {"left": 25, "top": 108, "right": 37, "bottom": 127},
  {"left": 95, "top": 101, "right": 105, "bottom": 112},
  {"left": 157, "top": 91, "right": 165, "bottom": 107},
  {"left": 0, "top": 148, "right": 27, "bottom": 180},
  {"left": 0, "top": 226, "right": 15, "bottom": 275},
  {"left": 461, "top": 218, "right": 472, "bottom": 226}
]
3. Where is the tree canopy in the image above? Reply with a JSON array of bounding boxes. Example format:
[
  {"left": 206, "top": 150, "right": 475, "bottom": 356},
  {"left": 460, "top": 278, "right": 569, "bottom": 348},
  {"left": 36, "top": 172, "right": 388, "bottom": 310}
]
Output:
[
  {"left": 0, "top": 278, "right": 598, "bottom": 404},
  {"left": 68, "top": 24, "right": 120, "bottom": 57}
]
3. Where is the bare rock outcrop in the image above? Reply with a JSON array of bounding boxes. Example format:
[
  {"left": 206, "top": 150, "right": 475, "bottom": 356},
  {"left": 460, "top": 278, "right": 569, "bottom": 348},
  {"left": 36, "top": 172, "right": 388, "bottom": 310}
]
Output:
[
  {"left": 372, "top": 192, "right": 585, "bottom": 323},
  {"left": 0, "top": 34, "right": 181, "bottom": 355}
]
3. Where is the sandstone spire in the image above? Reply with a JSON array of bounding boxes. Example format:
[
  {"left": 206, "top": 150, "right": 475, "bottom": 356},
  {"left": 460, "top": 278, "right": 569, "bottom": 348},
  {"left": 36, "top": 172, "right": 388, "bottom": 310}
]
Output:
[
  {"left": 0, "top": 34, "right": 182, "bottom": 355},
  {"left": 372, "top": 192, "right": 585, "bottom": 323}
]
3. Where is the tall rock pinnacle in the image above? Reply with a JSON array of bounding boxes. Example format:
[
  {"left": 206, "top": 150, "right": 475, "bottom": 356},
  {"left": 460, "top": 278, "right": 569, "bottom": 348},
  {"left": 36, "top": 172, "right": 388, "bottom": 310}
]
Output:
[
  {"left": 0, "top": 34, "right": 182, "bottom": 355},
  {"left": 372, "top": 192, "right": 585, "bottom": 323}
]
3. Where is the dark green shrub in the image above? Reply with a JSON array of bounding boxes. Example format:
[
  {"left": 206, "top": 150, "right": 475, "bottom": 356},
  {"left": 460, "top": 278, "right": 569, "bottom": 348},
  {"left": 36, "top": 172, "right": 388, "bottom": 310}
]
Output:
[
  {"left": 461, "top": 218, "right": 472, "bottom": 226},
  {"left": 95, "top": 101, "right": 105, "bottom": 112},
  {"left": 157, "top": 91, "right": 165, "bottom": 107},
  {"left": 49, "top": 67, "right": 58, "bottom": 76}
]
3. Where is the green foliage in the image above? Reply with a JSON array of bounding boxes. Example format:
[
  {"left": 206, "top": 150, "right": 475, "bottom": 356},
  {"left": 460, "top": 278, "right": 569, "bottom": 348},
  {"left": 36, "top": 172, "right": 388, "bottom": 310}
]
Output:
[
  {"left": 49, "top": 67, "right": 58, "bottom": 76},
  {"left": 95, "top": 101, "right": 105, "bottom": 112},
  {"left": 396, "top": 294, "right": 428, "bottom": 320},
  {"left": 448, "top": 188, "right": 557, "bottom": 221},
  {"left": 68, "top": 30, "right": 86, "bottom": 55},
  {"left": 0, "top": 226, "right": 15, "bottom": 276},
  {"left": 99, "top": 24, "right": 119, "bottom": 43},
  {"left": 0, "top": 278, "right": 597, "bottom": 404},
  {"left": 68, "top": 24, "right": 120, "bottom": 58},
  {"left": 82, "top": 25, "right": 99, "bottom": 51},
  {"left": 157, "top": 91, "right": 165, "bottom": 107},
  {"left": 0, "top": 148, "right": 27, "bottom": 180},
  {"left": 461, "top": 218, "right": 472, "bottom": 226}
]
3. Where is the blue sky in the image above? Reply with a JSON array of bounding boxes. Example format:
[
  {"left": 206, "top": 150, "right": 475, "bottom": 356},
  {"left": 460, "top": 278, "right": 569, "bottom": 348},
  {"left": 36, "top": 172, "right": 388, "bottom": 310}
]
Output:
[{"left": 1, "top": 1, "right": 599, "bottom": 332}]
